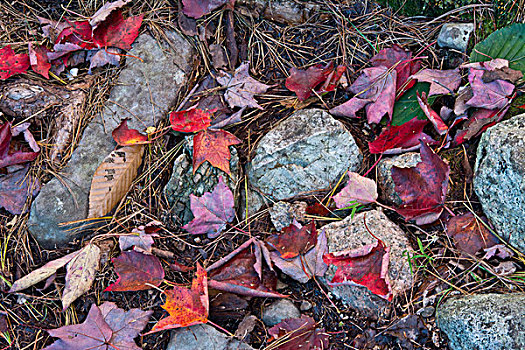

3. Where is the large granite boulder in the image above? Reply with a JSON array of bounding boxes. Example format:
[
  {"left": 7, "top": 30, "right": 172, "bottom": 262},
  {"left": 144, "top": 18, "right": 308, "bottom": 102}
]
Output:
[
  {"left": 474, "top": 114, "right": 525, "bottom": 253},
  {"left": 437, "top": 293, "right": 525, "bottom": 350},
  {"left": 28, "top": 32, "right": 194, "bottom": 248},
  {"left": 168, "top": 324, "right": 254, "bottom": 350}
]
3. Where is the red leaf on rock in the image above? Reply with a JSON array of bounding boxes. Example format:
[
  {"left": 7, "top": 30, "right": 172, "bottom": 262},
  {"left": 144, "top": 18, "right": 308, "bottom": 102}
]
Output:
[
  {"left": 411, "top": 68, "right": 462, "bottom": 96},
  {"left": 330, "top": 66, "right": 396, "bottom": 124},
  {"left": 267, "top": 220, "right": 317, "bottom": 259},
  {"left": 323, "top": 239, "right": 392, "bottom": 300},
  {"left": 104, "top": 251, "right": 164, "bottom": 292},
  {"left": 193, "top": 128, "right": 241, "bottom": 175},
  {"left": 416, "top": 91, "right": 448, "bottom": 135},
  {"left": 182, "top": 176, "right": 235, "bottom": 238},
  {"left": 0, "top": 123, "right": 39, "bottom": 169},
  {"left": 182, "top": 0, "right": 228, "bottom": 18},
  {"left": 0, "top": 165, "right": 41, "bottom": 215},
  {"left": 285, "top": 62, "right": 342, "bottom": 101},
  {"left": 170, "top": 108, "right": 213, "bottom": 133},
  {"left": 368, "top": 117, "right": 436, "bottom": 155},
  {"left": 0, "top": 46, "right": 30, "bottom": 80},
  {"left": 334, "top": 171, "right": 378, "bottom": 207},
  {"left": 112, "top": 119, "right": 149, "bottom": 146},
  {"left": 392, "top": 142, "right": 450, "bottom": 225},
  {"left": 446, "top": 213, "right": 499, "bottom": 256},
  {"left": 28, "top": 44, "right": 51, "bottom": 79},
  {"left": 207, "top": 238, "right": 285, "bottom": 298},
  {"left": 93, "top": 10, "right": 143, "bottom": 50},
  {"left": 149, "top": 264, "right": 208, "bottom": 333},
  {"left": 268, "top": 315, "right": 330, "bottom": 350}
]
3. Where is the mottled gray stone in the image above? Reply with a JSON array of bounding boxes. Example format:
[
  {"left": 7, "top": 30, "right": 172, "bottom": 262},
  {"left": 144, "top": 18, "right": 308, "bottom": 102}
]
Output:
[
  {"left": 321, "top": 210, "right": 415, "bottom": 319},
  {"left": 437, "top": 23, "right": 474, "bottom": 52},
  {"left": 269, "top": 201, "right": 307, "bottom": 231},
  {"left": 28, "top": 32, "right": 194, "bottom": 248},
  {"left": 436, "top": 293, "right": 525, "bottom": 350},
  {"left": 377, "top": 153, "right": 421, "bottom": 205},
  {"left": 164, "top": 136, "right": 239, "bottom": 225},
  {"left": 168, "top": 324, "right": 254, "bottom": 350},
  {"left": 474, "top": 114, "right": 525, "bottom": 253},
  {"left": 261, "top": 299, "right": 300, "bottom": 326},
  {"left": 247, "top": 109, "right": 361, "bottom": 214}
]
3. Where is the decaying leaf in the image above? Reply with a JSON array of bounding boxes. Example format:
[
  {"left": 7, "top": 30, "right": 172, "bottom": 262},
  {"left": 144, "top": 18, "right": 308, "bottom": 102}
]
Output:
[
  {"left": 368, "top": 118, "right": 436, "bottom": 155},
  {"left": 105, "top": 251, "right": 164, "bottom": 292},
  {"left": 112, "top": 119, "right": 149, "bottom": 146},
  {"left": 323, "top": 239, "right": 392, "bottom": 300},
  {"left": 193, "top": 128, "right": 241, "bottom": 175},
  {"left": 392, "top": 142, "right": 450, "bottom": 225},
  {"left": 268, "top": 315, "right": 330, "bottom": 350},
  {"left": 149, "top": 264, "right": 208, "bottom": 333},
  {"left": 0, "top": 165, "right": 41, "bottom": 215},
  {"left": 88, "top": 47, "right": 121, "bottom": 74},
  {"left": 452, "top": 107, "right": 509, "bottom": 145},
  {"left": 89, "top": 0, "right": 132, "bottom": 29},
  {"left": 182, "top": 0, "right": 228, "bottom": 19},
  {"left": 119, "top": 222, "right": 160, "bottom": 253},
  {"left": 216, "top": 62, "right": 272, "bottom": 110},
  {"left": 267, "top": 220, "right": 317, "bottom": 259},
  {"left": 334, "top": 172, "right": 378, "bottom": 207},
  {"left": 88, "top": 145, "right": 144, "bottom": 218},
  {"left": 62, "top": 243, "right": 101, "bottom": 310},
  {"left": 446, "top": 213, "right": 499, "bottom": 256},
  {"left": 182, "top": 176, "right": 235, "bottom": 238}
]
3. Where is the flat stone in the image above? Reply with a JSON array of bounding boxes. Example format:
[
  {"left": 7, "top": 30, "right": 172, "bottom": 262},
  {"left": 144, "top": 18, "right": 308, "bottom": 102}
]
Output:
[
  {"left": 164, "top": 136, "right": 239, "bottom": 225},
  {"left": 474, "top": 114, "right": 525, "bottom": 253},
  {"left": 168, "top": 324, "right": 254, "bottom": 350},
  {"left": 247, "top": 109, "right": 361, "bottom": 213},
  {"left": 376, "top": 153, "right": 421, "bottom": 205},
  {"left": 321, "top": 209, "right": 415, "bottom": 319},
  {"left": 269, "top": 201, "right": 307, "bottom": 231},
  {"left": 28, "top": 32, "right": 194, "bottom": 248},
  {"left": 436, "top": 293, "right": 525, "bottom": 350},
  {"left": 261, "top": 299, "right": 301, "bottom": 326},
  {"left": 437, "top": 23, "right": 474, "bottom": 52}
]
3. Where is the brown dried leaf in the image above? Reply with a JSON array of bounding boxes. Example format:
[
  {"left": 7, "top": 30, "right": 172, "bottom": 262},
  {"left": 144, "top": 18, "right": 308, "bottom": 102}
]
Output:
[{"left": 88, "top": 145, "right": 144, "bottom": 218}]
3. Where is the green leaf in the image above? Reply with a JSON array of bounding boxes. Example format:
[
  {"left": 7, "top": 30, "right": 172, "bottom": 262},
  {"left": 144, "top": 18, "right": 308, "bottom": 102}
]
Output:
[
  {"left": 470, "top": 23, "right": 525, "bottom": 74},
  {"left": 391, "top": 82, "right": 437, "bottom": 126}
]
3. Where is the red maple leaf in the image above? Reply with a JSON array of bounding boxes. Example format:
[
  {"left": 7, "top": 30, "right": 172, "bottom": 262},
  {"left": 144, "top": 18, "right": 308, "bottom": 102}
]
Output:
[
  {"left": 93, "top": 10, "right": 144, "bottom": 50},
  {"left": 285, "top": 62, "right": 345, "bottom": 101},
  {"left": 56, "top": 20, "right": 95, "bottom": 50},
  {"left": 368, "top": 117, "right": 436, "bottom": 155},
  {"left": 111, "top": 119, "right": 150, "bottom": 146},
  {"left": 148, "top": 264, "right": 208, "bottom": 333},
  {"left": 193, "top": 128, "right": 241, "bottom": 175},
  {"left": 28, "top": 44, "right": 52, "bottom": 79},
  {"left": 104, "top": 251, "right": 165, "bottom": 292},
  {"left": 268, "top": 316, "right": 330, "bottom": 350},
  {"left": 0, "top": 46, "right": 30, "bottom": 80},
  {"left": 323, "top": 239, "right": 392, "bottom": 300},
  {"left": 170, "top": 108, "right": 213, "bottom": 133},
  {"left": 392, "top": 142, "right": 450, "bottom": 225},
  {"left": 267, "top": 220, "right": 317, "bottom": 259},
  {"left": 416, "top": 91, "right": 448, "bottom": 135}
]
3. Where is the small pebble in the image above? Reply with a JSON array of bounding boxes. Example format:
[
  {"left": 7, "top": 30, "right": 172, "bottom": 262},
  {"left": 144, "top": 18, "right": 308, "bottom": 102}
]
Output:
[
  {"left": 300, "top": 301, "right": 312, "bottom": 311},
  {"left": 417, "top": 306, "right": 435, "bottom": 318}
]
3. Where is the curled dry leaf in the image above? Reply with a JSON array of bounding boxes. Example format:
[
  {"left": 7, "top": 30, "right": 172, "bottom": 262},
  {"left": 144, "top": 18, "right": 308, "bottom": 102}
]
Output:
[
  {"left": 392, "top": 142, "right": 450, "bottom": 225},
  {"left": 88, "top": 145, "right": 144, "bottom": 218},
  {"left": 268, "top": 315, "right": 330, "bottom": 350},
  {"left": 89, "top": 0, "right": 132, "bottom": 29},
  {"left": 416, "top": 92, "right": 448, "bottom": 135},
  {"left": 112, "top": 119, "right": 149, "bottom": 146},
  {"left": 149, "top": 264, "right": 208, "bottom": 333},
  {"left": 0, "top": 45, "right": 30, "bottom": 80},
  {"left": 62, "top": 243, "right": 101, "bottom": 311},
  {"left": 105, "top": 251, "right": 164, "bottom": 292},
  {"left": 446, "top": 213, "right": 499, "bottom": 257},
  {"left": 193, "top": 129, "right": 241, "bottom": 175},
  {"left": 334, "top": 172, "right": 378, "bottom": 207}
]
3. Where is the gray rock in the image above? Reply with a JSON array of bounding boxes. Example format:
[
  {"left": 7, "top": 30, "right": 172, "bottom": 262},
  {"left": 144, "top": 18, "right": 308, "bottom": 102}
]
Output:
[
  {"left": 474, "top": 114, "right": 525, "bottom": 253},
  {"left": 247, "top": 109, "right": 361, "bottom": 213},
  {"left": 437, "top": 23, "right": 474, "bottom": 52},
  {"left": 261, "top": 299, "right": 300, "bottom": 326},
  {"left": 300, "top": 300, "right": 313, "bottom": 311},
  {"left": 436, "top": 293, "right": 525, "bottom": 350},
  {"left": 28, "top": 32, "right": 194, "bottom": 248},
  {"left": 168, "top": 324, "right": 254, "bottom": 350},
  {"left": 321, "top": 209, "right": 415, "bottom": 319},
  {"left": 269, "top": 201, "right": 307, "bottom": 231},
  {"left": 377, "top": 153, "right": 421, "bottom": 205},
  {"left": 164, "top": 136, "right": 239, "bottom": 225}
]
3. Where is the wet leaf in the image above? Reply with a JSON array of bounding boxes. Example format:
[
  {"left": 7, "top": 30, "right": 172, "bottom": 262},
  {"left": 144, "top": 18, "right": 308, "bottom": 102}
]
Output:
[
  {"left": 149, "top": 264, "right": 208, "bottom": 333},
  {"left": 334, "top": 172, "right": 378, "bottom": 207},
  {"left": 93, "top": 10, "right": 144, "bottom": 50},
  {"left": 446, "top": 213, "right": 499, "bottom": 256},
  {"left": 268, "top": 315, "right": 330, "bottom": 350},
  {"left": 392, "top": 142, "right": 450, "bottom": 225},
  {"left": 88, "top": 145, "right": 144, "bottom": 218},
  {"left": 105, "top": 251, "right": 164, "bottom": 292},
  {"left": 323, "top": 239, "right": 392, "bottom": 300},
  {"left": 182, "top": 176, "right": 235, "bottom": 238},
  {"left": 267, "top": 220, "right": 317, "bottom": 259},
  {"left": 193, "top": 128, "right": 241, "bottom": 175},
  {"left": 0, "top": 45, "right": 30, "bottom": 80},
  {"left": 112, "top": 119, "right": 149, "bottom": 146},
  {"left": 169, "top": 108, "right": 212, "bottom": 133}
]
